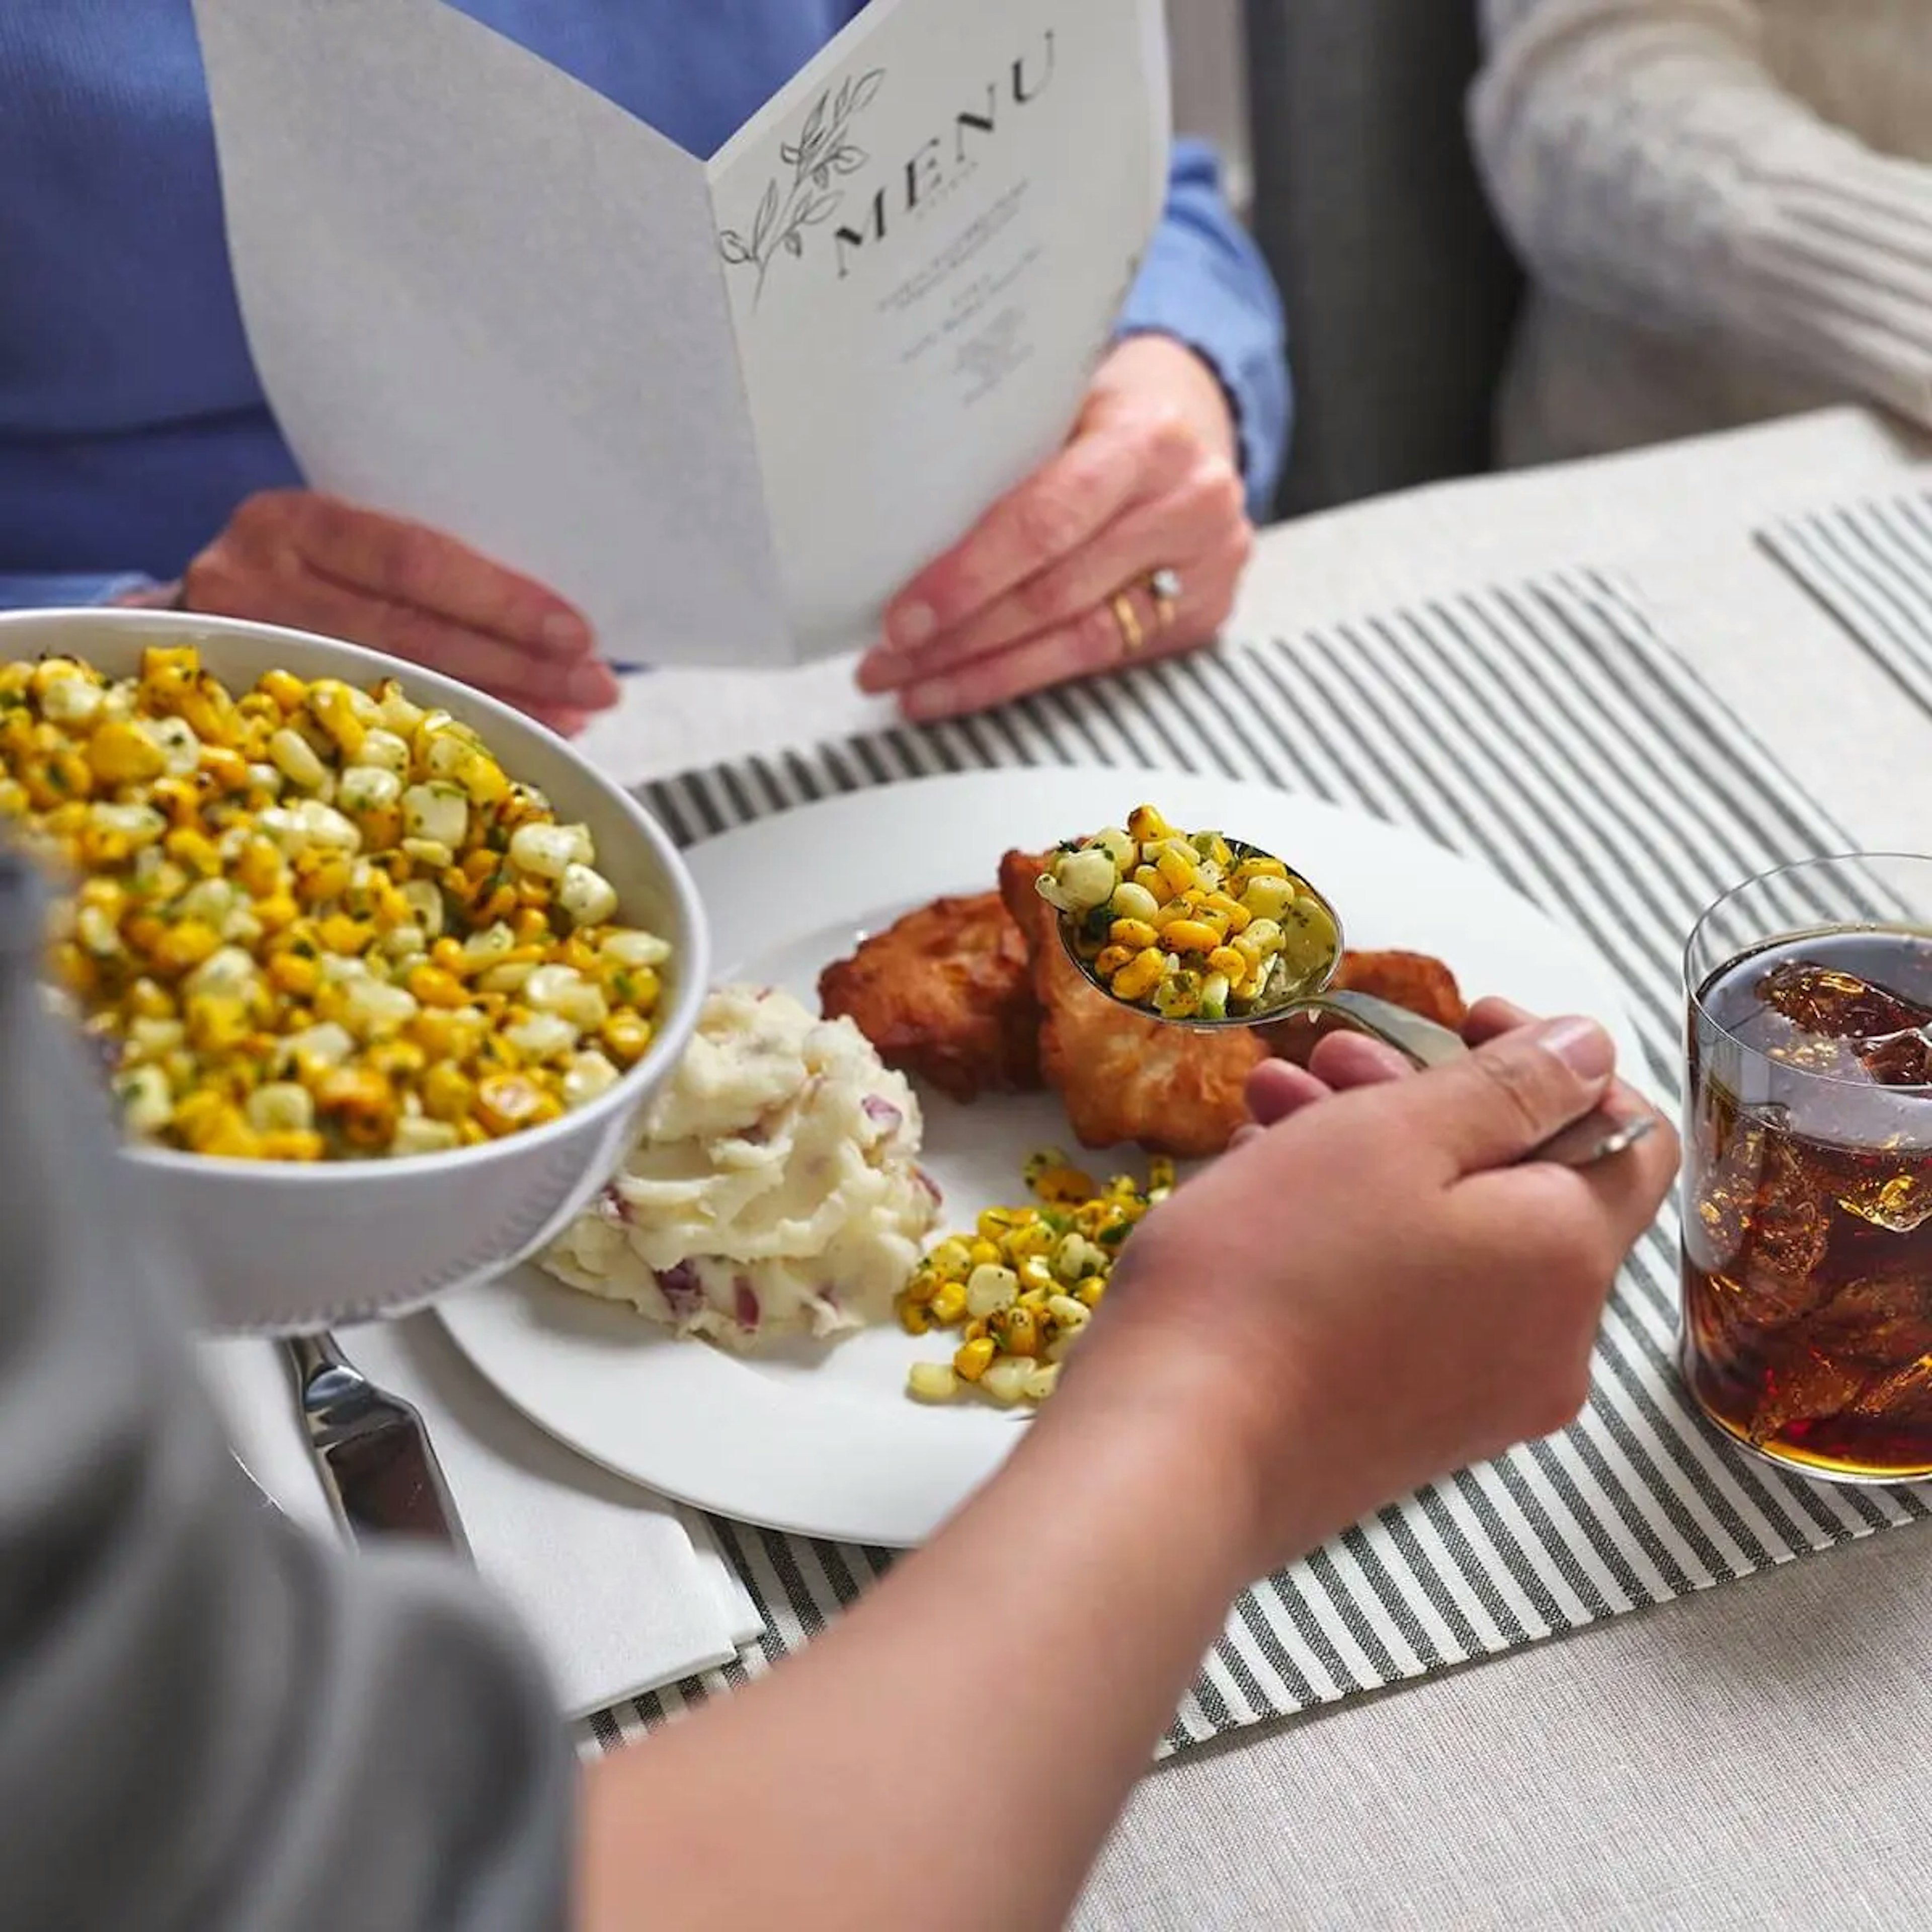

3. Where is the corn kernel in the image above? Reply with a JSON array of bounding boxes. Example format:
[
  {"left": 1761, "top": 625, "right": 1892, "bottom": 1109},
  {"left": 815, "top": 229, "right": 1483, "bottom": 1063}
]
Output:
[
  {"left": 928, "top": 1281, "right": 968, "bottom": 1325},
  {"left": 315, "top": 1067, "right": 398, "bottom": 1151},
  {"left": 953, "top": 1337, "right": 997, "bottom": 1383},
  {"left": 258, "top": 669, "right": 307, "bottom": 712},
  {"left": 1109, "top": 947, "right": 1167, "bottom": 1004},
  {"left": 980, "top": 1357, "right": 1033, "bottom": 1406},
  {"left": 1000, "top": 1308, "right": 1041, "bottom": 1356},
  {"left": 1161, "top": 919, "right": 1221, "bottom": 953},
  {"left": 1033, "top": 1163, "right": 1097, "bottom": 1206},
  {"left": 164, "top": 826, "right": 223, "bottom": 877},
  {"left": 422, "top": 1063, "right": 477, "bottom": 1123},
  {"left": 965, "top": 1264, "right": 1018, "bottom": 1318},
  {"left": 87, "top": 718, "right": 167, "bottom": 786},
  {"left": 407, "top": 964, "right": 468, "bottom": 1010},
  {"left": 258, "top": 1131, "right": 326, "bottom": 1163},
  {"left": 907, "top": 1362, "right": 958, "bottom": 1403},
  {"left": 475, "top": 1072, "right": 550, "bottom": 1136},
  {"left": 1017, "top": 1255, "right": 1055, "bottom": 1295},
  {"left": 600, "top": 1011, "right": 654, "bottom": 1066},
  {"left": 1240, "top": 874, "right": 1297, "bottom": 921},
  {"left": 1155, "top": 845, "right": 1198, "bottom": 895}
]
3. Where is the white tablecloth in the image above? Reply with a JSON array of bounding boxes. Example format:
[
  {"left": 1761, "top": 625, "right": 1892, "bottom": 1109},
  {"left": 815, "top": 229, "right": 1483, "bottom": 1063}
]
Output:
[{"left": 589, "top": 407, "right": 1932, "bottom": 1930}]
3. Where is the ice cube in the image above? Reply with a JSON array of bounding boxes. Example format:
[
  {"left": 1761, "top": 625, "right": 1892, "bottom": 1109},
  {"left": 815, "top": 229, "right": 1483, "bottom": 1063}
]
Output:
[
  {"left": 1756, "top": 959, "right": 1932, "bottom": 1040},
  {"left": 1850, "top": 1353, "right": 1932, "bottom": 1421},
  {"left": 1745, "top": 1136, "right": 1831, "bottom": 1285},
  {"left": 1749, "top": 1347, "right": 1863, "bottom": 1444},
  {"left": 1803, "top": 1270, "right": 1930, "bottom": 1369},
  {"left": 1857, "top": 1031, "right": 1932, "bottom": 1087},
  {"left": 1836, "top": 1170, "right": 1932, "bottom": 1233},
  {"left": 1687, "top": 1122, "right": 1761, "bottom": 1275}
]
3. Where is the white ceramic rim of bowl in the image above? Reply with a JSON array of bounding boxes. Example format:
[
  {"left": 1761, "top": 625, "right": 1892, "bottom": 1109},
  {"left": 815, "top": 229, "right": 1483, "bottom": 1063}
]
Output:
[{"left": 0, "top": 605, "right": 711, "bottom": 1181}]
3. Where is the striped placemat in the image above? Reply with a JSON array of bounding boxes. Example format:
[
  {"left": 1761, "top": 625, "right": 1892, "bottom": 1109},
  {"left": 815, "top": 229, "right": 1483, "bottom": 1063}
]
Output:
[
  {"left": 581, "top": 569, "right": 1930, "bottom": 1761},
  {"left": 1760, "top": 488, "right": 1932, "bottom": 712}
]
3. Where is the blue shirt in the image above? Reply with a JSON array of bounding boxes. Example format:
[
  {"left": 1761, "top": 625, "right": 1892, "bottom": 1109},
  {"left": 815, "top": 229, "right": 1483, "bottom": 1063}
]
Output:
[{"left": 0, "top": 2, "right": 1289, "bottom": 613}]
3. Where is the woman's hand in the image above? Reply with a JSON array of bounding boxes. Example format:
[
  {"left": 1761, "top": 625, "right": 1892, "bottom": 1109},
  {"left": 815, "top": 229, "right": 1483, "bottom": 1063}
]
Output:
[
  {"left": 580, "top": 1012, "right": 1674, "bottom": 1932},
  {"left": 856, "top": 335, "right": 1253, "bottom": 721},
  {"left": 1044, "top": 1011, "right": 1679, "bottom": 1581},
  {"left": 132, "top": 490, "right": 620, "bottom": 737}
]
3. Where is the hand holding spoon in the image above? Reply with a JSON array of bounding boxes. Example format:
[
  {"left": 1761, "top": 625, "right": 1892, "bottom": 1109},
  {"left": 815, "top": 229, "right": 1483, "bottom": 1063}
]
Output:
[{"left": 1039, "top": 815, "right": 1652, "bottom": 1169}]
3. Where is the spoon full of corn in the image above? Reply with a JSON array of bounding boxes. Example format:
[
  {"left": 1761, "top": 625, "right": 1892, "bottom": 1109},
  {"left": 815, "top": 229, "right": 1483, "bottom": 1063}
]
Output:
[{"left": 1038, "top": 809, "right": 1650, "bottom": 1169}]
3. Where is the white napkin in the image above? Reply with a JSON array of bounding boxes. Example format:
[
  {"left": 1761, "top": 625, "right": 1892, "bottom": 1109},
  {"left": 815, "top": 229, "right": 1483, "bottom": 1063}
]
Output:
[{"left": 198, "top": 1313, "right": 763, "bottom": 1721}]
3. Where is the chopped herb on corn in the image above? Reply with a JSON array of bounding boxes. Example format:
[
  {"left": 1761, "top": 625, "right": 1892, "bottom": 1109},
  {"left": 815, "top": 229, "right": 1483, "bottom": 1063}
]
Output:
[
  {"left": 1035, "top": 802, "right": 1337, "bottom": 1020},
  {"left": 0, "top": 647, "right": 672, "bottom": 1162},
  {"left": 900, "top": 1148, "right": 1174, "bottom": 1406}
]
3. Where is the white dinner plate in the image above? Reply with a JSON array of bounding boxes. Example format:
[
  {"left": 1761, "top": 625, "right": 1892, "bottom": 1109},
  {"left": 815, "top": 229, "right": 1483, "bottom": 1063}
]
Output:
[{"left": 438, "top": 766, "right": 1646, "bottom": 1547}]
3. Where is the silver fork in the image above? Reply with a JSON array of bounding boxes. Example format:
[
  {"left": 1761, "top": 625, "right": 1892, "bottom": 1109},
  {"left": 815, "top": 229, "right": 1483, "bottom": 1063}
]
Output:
[{"left": 285, "top": 1331, "right": 471, "bottom": 1556}]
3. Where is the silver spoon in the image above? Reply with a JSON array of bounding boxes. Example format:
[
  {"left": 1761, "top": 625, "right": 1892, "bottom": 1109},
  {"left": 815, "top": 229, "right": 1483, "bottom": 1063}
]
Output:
[{"left": 1046, "top": 837, "right": 1653, "bottom": 1169}]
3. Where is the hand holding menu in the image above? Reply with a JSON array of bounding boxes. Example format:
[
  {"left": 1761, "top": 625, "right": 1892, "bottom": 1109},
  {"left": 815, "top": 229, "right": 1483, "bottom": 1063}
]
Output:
[{"left": 191, "top": 0, "right": 1172, "bottom": 667}]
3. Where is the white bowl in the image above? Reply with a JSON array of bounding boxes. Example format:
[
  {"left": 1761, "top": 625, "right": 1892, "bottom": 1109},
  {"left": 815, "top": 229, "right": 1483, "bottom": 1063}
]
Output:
[{"left": 0, "top": 607, "right": 710, "bottom": 1333}]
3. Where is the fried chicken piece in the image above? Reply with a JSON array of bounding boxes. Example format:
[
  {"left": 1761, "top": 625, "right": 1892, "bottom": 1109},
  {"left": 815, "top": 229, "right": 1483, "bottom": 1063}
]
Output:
[
  {"left": 818, "top": 890, "right": 1041, "bottom": 1103},
  {"left": 1262, "top": 948, "right": 1468, "bottom": 1066},
  {"left": 998, "top": 850, "right": 1265, "bottom": 1159}
]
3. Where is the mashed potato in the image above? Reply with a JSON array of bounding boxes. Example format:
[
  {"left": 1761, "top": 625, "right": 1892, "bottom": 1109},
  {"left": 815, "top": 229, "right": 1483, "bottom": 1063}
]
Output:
[{"left": 543, "top": 985, "right": 938, "bottom": 1346}]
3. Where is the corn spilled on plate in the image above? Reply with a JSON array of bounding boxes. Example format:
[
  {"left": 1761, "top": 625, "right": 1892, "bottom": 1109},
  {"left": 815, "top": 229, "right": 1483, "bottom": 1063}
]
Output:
[{"left": 900, "top": 1148, "right": 1173, "bottom": 1406}]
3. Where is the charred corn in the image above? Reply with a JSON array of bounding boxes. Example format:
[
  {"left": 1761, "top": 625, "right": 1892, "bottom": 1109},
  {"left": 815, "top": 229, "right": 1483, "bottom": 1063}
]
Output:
[
  {"left": 899, "top": 1148, "right": 1170, "bottom": 1406},
  {"left": 1, "top": 646, "right": 673, "bottom": 1160},
  {"left": 1035, "top": 804, "right": 1339, "bottom": 1018}
]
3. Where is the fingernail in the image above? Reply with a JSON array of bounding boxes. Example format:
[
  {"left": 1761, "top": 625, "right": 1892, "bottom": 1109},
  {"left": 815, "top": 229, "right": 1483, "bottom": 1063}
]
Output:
[
  {"left": 564, "top": 661, "right": 620, "bottom": 706},
  {"left": 542, "top": 612, "right": 589, "bottom": 653},
  {"left": 1534, "top": 1016, "right": 1616, "bottom": 1081},
  {"left": 890, "top": 603, "right": 936, "bottom": 651}
]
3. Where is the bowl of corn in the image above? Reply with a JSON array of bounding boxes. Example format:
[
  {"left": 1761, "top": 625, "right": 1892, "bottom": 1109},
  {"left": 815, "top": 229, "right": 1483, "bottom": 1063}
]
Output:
[{"left": 0, "top": 607, "right": 709, "bottom": 1332}]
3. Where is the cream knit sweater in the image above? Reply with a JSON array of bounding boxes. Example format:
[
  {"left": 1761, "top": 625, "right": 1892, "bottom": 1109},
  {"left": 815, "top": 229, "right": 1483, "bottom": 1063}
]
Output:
[{"left": 1473, "top": 0, "right": 1932, "bottom": 465}]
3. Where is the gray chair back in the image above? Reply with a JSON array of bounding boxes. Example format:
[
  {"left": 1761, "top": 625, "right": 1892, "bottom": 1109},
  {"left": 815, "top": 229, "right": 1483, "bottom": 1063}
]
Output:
[{"left": 1242, "top": 0, "right": 1522, "bottom": 518}]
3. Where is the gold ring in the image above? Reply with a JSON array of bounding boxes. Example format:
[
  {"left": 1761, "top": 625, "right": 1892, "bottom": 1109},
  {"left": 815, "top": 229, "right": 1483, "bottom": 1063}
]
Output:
[{"left": 1110, "top": 591, "right": 1147, "bottom": 657}]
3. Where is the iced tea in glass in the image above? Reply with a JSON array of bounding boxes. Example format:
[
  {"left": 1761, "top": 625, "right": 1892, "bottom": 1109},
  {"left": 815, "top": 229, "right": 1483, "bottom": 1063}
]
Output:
[{"left": 1682, "top": 858, "right": 1932, "bottom": 1481}]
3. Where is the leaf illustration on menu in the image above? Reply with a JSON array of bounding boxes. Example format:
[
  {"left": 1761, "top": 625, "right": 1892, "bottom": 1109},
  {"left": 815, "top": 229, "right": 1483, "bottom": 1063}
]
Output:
[
  {"left": 798, "top": 91, "right": 832, "bottom": 171},
  {"left": 751, "top": 181, "right": 781, "bottom": 256},
  {"left": 717, "top": 67, "right": 886, "bottom": 306}
]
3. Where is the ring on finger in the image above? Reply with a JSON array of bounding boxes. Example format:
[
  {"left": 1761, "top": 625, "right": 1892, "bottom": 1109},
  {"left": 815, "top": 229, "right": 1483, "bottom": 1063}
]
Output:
[
  {"left": 1107, "top": 567, "right": 1182, "bottom": 658},
  {"left": 1108, "top": 591, "right": 1147, "bottom": 658}
]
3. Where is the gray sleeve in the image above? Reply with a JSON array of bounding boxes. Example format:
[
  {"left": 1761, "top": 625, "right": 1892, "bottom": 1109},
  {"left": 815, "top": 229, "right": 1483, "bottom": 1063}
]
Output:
[{"left": 0, "top": 855, "right": 574, "bottom": 1932}]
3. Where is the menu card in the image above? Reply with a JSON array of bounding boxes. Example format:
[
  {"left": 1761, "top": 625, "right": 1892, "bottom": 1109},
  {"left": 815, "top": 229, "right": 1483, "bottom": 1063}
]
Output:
[{"left": 191, "top": 0, "right": 1172, "bottom": 666}]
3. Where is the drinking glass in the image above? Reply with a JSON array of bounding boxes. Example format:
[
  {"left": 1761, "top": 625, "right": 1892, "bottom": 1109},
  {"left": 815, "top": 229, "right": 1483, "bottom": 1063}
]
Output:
[{"left": 1682, "top": 856, "right": 1932, "bottom": 1482}]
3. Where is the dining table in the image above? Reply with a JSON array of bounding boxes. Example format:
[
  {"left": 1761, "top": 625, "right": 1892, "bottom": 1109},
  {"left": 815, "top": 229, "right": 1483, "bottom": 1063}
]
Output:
[{"left": 574, "top": 404, "right": 1932, "bottom": 1931}]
